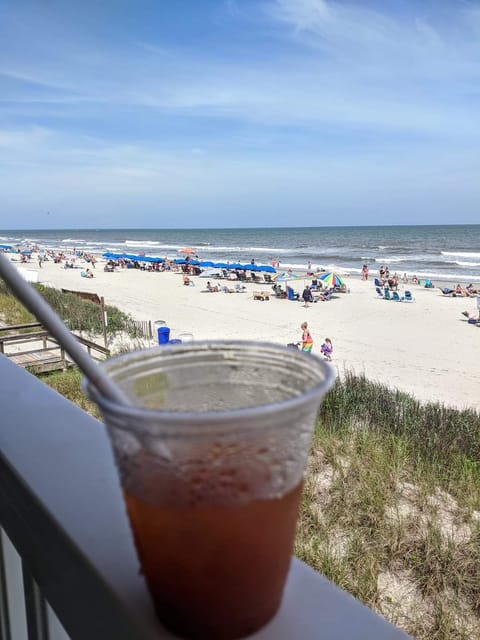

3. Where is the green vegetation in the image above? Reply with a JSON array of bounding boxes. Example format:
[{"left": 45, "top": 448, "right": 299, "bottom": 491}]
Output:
[
  {"left": 39, "top": 368, "right": 101, "bottom": 417},
  {"left": 0, "top": 278, "right": 148, "bottom": 339},
  {"left": 296, "top": 373, "right": 480, "bottom": 639}
]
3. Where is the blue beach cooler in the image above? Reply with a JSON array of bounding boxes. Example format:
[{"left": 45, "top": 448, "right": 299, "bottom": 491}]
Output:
[
  {"left": 157, "top": 326, "right": 170, "bottom": 344},
  {"left": 168, "top": 338, "right": 182, "bottom": 345}
]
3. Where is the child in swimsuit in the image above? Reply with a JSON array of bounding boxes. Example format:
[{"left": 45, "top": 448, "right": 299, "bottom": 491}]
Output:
[
  {"left": 320, "top": 338, "right": 333, "bottom": 361},
  {"left": 300, "top": 322, "right": 313, "bottom": 353}
]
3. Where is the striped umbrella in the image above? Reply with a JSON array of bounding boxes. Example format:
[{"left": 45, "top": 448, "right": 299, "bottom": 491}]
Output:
[
  {"left": 273, "top": 271, "right": 302, "bottom": 282},
  {"left": 317, "top": 272, "right": 345, "bottom": 287}
]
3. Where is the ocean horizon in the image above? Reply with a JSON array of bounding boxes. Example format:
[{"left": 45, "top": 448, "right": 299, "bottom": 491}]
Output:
[{"left": 2, "top": 224, "right": 480, "bottom": 283}]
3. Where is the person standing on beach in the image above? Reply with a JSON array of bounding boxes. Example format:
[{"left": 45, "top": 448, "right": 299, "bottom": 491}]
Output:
[
  {"left": 302, "top": 285, "right": 313, "bottom": 308},
  {"left": 300, "top": 322, "right": 313, "bottom": 353}
]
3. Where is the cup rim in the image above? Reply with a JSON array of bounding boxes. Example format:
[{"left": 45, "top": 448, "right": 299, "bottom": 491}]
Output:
[{"left": 84, "top": 340, "right": 336, "bottom": 429}]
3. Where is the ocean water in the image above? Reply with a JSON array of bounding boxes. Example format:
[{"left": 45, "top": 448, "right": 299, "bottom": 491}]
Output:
[{"left": 1, "top": 225, "right": 480, "bottom": 283}]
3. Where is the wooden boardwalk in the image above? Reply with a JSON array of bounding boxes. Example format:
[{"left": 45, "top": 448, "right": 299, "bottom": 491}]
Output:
[
  {"left": 0, "top": 322, "right": 109, "bottom": 374},
  {"left": 8, "top": 349, "right": 73, "bottom": 374}
]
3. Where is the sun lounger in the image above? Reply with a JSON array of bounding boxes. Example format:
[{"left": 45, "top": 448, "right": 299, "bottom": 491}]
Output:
[
  {"left": 391, "top": 291, "right": 401, "bottom": 301},
  {"left": 403, "top": 290, "right": 413, "bottom": 302}
]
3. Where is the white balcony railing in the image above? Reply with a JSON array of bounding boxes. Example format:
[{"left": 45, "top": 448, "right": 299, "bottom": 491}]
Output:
[{"left": 0, "top": 355, "right": 410, "bottom": 639}]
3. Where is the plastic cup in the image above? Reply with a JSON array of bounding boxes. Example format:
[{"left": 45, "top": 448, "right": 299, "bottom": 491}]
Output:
[{"left": 85, "top": 341, "right": 335, "bottom": 640}]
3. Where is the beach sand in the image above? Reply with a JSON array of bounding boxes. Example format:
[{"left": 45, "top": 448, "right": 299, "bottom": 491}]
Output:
[{"left": 13, "top": 257, "right": 480, "bottom": 412}]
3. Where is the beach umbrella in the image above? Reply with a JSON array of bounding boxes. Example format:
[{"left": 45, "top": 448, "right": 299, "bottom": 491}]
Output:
[
  {"left": 199, "top": 261, "right": 215, "bottom": 268},
  {"left": 213, "top": 262, "right": 230, "bottom": 269},
  {"left": 138, "top": 256, "right": 163, "bottom": 263},
  {"left": 317, "top": 272, "right": 345, "bottom": 287},
  {"left": 273, "top": 271, "right": 302, "bottom": 282},
  {"left": 199, "top": 268, "right": 223, "bottom": 278},
  {"left": 179, "top": 247, "right": 196, "bottom": 255},
  {"left": 228, "top": 263, "right": 244, "bottom": 270},
  {"left": 0, "top": 244, "right": 12, "bottom": 250},
  {"left": 256, "top": 265, "right": 276, "bottom": 273}
]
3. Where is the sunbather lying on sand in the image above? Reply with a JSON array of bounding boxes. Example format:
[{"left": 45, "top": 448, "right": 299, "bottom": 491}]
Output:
[{"left": 462, "top": 311, "right": 480, "bottom": 323}]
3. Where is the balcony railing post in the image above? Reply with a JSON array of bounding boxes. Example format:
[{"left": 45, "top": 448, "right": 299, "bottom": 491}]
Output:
[
  {"left": 0, "top": 533, "right": 11, "bottom": 640},
  {"left": 22, "top": 563, "right": 49, "bottom": 640}
]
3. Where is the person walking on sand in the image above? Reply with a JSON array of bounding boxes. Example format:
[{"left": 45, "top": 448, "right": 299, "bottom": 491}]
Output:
[
  {"left": 302, "top": 285, "right": 313, "bottom": 308},
  {"left": 320, "top": 338, "right": 333, "bottom": 361},
  {"left": 300, "top": 322, "right": 314, "bottom": 353}
]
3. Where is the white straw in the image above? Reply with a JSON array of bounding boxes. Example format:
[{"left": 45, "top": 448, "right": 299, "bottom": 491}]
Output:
[{"left": 0, "top": 253, "right": 129, "bottom": 405}]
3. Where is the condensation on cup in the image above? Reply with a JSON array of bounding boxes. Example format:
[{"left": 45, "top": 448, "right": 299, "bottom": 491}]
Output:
[{"left": 85, "top": 341, "right": 335, "bottom": 640}]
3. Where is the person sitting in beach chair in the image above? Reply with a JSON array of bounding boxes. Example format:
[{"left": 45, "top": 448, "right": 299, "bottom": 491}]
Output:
[
  {"left": 81, "top": 268, "right": 94, "bottom": 278},
  {"left": 317, "top": 288, "right": 333, "bottom": 301},
  {"left": 272, "top": 284, "right": 286, "bottom": 298},
  {"left": 206, "top": 281, "right": 219, "bottom": 292},
  {"left": 183, "top": 275, "right": 194, "bottom": 286},
  {"left": 462, "top": 311, "right": 480, "bottom": 324}
]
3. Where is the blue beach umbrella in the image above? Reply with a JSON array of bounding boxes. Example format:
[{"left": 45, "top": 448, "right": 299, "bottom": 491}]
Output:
[
  {"left": 213, "top": 263, "right": 230, "bottom": 269},
  {"left": 199, "top": 261, "right": 215, "bottom": 268},
  {"left": 0, "top": 244, "right": 12, "bottom": 250},
  {"left": 256, "top": 265, "right": 276, "bottom": 273}
]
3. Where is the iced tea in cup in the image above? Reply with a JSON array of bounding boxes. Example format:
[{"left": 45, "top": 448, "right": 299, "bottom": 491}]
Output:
[{"left": 85, "top": 341, "right": 335, "bottom": 640}]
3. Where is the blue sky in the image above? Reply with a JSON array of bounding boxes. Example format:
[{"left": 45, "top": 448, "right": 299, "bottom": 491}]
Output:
[{"left": 1, "top": 0, "right": 479, "bottom": 228}]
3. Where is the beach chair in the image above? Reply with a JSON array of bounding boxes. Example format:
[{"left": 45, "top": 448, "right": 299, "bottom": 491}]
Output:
[
  {"left": 391, "top": 291, "right": 401, "bottom": 302},
  {"left": 383, "top": 288, "right": 391, "bottom": 300},
  {"left": 403, "top": 290, "right": 413, "bottom": 302},
  {"left": 287, "top": 287, "right": 299, "bottom": 301},
  {"left": 439, "top": 287, "right": 454, "bottom": 296},
  {"left": 319, "top": 289, "right": 333, "bottom": 302},
  {"left": 375, "top": 286, "right": 384, "bottom": 298},
  {"left": 374, "top": 278, "right": 383, "bottom": 287}
]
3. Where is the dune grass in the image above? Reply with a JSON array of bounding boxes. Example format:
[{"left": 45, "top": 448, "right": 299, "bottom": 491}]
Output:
[
  {"left": 0, "top": 278, "right": 146, "bottom": 339},
  {"left": 295, "top": 373, "right": 480, "bottom": 639}
]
